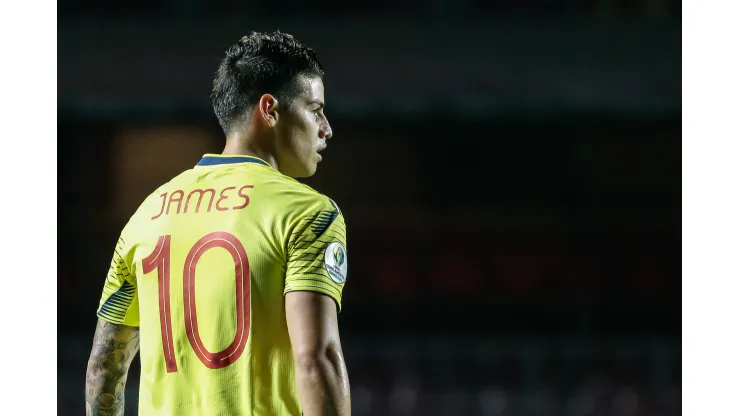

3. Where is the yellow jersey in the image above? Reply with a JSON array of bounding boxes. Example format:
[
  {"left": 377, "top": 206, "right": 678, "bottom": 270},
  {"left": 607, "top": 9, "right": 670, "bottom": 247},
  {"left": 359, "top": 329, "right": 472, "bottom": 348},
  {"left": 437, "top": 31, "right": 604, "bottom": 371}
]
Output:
[{"left": 95, "top": 154, "right": 349, "bottom": 415}]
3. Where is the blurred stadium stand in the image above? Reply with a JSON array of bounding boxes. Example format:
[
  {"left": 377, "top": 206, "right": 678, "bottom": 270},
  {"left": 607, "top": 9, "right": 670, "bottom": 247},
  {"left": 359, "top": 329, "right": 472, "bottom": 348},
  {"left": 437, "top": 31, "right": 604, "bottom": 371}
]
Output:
[{"left": 58, "top": 1, "right": 680, "bottom": 415}]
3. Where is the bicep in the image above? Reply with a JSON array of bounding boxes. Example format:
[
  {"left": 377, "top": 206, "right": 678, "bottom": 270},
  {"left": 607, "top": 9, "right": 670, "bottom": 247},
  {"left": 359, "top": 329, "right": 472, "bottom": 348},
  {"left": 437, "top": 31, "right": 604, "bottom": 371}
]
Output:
[
  {"left": 88, "top": 318, "right": 140, "bottom": 373},
  {"left": 285, "top": 291, "right": 341, "bottom": 357}
]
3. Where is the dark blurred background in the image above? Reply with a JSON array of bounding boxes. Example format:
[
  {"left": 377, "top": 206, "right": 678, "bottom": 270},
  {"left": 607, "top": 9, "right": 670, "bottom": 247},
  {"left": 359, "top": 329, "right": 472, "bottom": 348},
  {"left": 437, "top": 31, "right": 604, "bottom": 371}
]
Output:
[{"left": 58, "top": 1, "right": 681, "bottom": 415}]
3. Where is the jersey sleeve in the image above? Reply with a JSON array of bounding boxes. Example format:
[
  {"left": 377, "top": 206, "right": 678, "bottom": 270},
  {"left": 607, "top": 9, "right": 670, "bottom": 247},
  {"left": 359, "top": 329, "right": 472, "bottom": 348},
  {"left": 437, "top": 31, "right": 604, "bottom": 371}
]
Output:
[
  {"left": 96, "top": 235, "right": 140, "bottom": 326},
  {"left": 284, "top": 197, "right": 348, "bottom": 310}
]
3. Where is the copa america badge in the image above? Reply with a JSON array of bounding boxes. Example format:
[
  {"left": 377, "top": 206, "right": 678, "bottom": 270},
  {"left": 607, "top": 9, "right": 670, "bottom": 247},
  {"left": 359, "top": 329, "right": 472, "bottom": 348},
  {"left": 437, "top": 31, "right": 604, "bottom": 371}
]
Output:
[{"left": 324, "top": 242, "right": 348, "bottom": 284}]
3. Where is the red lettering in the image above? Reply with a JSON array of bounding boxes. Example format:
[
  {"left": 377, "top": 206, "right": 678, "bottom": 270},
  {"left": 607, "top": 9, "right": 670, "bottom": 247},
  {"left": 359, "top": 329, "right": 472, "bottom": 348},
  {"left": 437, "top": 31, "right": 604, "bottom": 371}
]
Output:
[
  {"left": 142, "top": 235, "right": 177, "bottom": 372},
  {"left": 167, "top": 190, "right": 184, "bottom": 215},
  {"left": 152, "top": 193, "right": 168, "bottom": 220},
  {"left": 184, "top": 232, "right": 250, "bottom": 368},
  {"left": 144, "top": 232, "right": 251, "bottom": 372},
  {"left": 216, "top": 186, "right": 235, "bottom": 211},
  {"left": 233, "top": 185, "right": 254, "bottom": 210},
  {"left": 152, "top": 186, "right": 253, "bottom": 217},
  {"left": 185, "top": 188, "right": 216, "bottom": 213}
]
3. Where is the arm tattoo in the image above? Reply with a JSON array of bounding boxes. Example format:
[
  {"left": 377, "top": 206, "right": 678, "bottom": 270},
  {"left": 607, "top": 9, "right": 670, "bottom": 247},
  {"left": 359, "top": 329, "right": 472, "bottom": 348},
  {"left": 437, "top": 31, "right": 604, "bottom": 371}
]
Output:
[{"left": 85, "top": 319, "right": 140, "bottom": 416}]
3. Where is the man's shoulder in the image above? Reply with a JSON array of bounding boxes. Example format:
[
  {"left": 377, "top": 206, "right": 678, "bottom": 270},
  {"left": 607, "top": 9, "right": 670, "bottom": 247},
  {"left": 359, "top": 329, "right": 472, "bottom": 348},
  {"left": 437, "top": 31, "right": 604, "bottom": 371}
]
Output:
[{"left": 263, "top": 177, "right": 340, "bottom": 213}]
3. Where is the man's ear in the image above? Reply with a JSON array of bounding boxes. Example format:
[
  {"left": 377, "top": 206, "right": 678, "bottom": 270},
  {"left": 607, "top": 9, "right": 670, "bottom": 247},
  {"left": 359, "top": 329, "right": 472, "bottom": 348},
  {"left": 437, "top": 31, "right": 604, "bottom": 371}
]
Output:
[{"left": 258, "top": 94, "right": 279, "bottom": 127}]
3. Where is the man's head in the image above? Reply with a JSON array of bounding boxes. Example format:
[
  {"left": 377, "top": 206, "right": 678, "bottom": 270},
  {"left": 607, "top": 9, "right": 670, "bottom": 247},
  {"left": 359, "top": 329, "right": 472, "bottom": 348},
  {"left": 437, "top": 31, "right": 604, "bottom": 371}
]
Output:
[{"left": 212, "top": 31, "right": 332, "bottom": 178}]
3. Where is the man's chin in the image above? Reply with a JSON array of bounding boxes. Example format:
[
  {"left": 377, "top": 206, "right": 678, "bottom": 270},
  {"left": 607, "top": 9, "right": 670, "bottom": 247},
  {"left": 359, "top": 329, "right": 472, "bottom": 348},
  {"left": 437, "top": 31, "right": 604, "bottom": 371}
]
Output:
[{"left": 284, "top": 163, "right": 317, "bottom": 179}]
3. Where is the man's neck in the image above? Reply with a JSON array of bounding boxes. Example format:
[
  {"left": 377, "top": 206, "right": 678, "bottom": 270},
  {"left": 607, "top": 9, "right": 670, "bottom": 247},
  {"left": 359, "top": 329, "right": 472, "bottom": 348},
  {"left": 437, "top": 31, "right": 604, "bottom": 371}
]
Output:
[{"left": 222, "top": 136, "right": 279, "bottom": 171}]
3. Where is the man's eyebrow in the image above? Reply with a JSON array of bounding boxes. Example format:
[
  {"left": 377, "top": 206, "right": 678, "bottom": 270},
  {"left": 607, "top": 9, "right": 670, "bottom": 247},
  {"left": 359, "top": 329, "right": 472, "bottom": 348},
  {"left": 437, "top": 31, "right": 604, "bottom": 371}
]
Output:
[{"left": 307, "top": 100, "right": 325, "bottom": 108}]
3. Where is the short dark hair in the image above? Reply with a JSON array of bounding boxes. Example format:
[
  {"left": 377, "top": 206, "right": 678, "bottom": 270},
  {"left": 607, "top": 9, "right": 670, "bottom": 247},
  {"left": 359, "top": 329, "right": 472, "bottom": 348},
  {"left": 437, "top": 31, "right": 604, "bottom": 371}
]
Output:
[{"left": 211, "top": 31, "right": 324, "bottom": 133}]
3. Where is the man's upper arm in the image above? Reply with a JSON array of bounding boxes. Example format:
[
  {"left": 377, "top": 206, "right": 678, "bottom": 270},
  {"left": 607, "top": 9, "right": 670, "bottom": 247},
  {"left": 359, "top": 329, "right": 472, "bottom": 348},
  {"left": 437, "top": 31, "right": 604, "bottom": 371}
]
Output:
[
  {"left": 284, "top": 196, "right": 348, "bottom": 311},
  {"left": 88, "top": 318, "right": 141, "bottom": 370},
  {"left": 285, "top": 291, "right": 341, "bottom": 358},
  {"left": 86, "top": 318, "right": 140, "bottom": 414},
  {"left": 97, "top": 235, "right": 140, "bottom": 327}
]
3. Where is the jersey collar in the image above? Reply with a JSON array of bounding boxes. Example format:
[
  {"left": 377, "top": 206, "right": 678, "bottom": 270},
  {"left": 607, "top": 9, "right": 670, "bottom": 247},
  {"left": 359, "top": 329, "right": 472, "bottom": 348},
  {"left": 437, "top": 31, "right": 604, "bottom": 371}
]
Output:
[{"left": 196, "top": 154, "right": 271, "bottom": 167}]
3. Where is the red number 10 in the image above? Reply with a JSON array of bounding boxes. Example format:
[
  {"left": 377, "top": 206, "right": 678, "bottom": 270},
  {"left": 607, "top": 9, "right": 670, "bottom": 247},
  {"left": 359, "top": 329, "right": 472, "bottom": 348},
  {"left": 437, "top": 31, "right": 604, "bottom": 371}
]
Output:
[{"left": 142, "top": 232, "right": 250, "bottom": 372}]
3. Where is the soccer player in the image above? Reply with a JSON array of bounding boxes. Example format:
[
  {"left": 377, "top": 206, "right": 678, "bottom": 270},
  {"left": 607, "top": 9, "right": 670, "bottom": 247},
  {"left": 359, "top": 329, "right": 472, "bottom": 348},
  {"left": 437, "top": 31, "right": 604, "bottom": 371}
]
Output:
[{"left": 85, "top": 31, "right": 351, "bottom": 416}]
